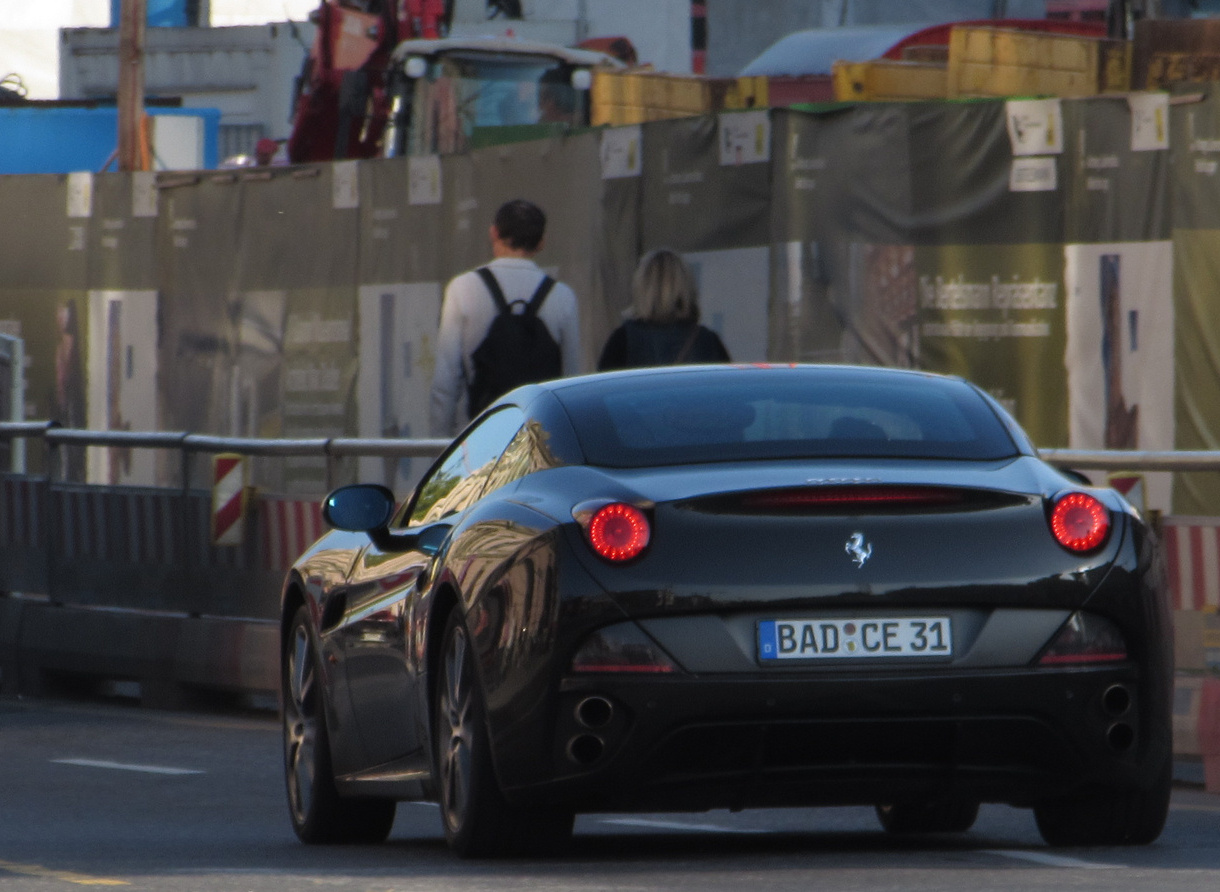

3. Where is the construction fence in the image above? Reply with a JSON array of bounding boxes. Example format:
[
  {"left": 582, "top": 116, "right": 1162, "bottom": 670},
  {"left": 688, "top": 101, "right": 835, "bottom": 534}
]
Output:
[{"left": 5, "top": 94, "right": 1220, "bottom": 516}]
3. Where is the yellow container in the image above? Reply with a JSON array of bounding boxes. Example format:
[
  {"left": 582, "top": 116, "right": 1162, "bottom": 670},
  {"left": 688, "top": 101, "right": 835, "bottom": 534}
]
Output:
[
  {"left": 591, "top": 70, "right": 735, "bottom": 125},
  {"left": 725, "top": 75, "right": 769, "bottom": 109},
  {"left": 947, "top": 26, "right": 1131, "bottom": 98},
  {"left": 832, "top": 59, "right": 948, "bottom": 101}
]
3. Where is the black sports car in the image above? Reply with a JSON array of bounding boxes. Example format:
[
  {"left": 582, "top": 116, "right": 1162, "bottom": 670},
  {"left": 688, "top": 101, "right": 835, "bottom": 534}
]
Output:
[{"left": 280, "top": 364, "right": 1172, "bottom": 857}]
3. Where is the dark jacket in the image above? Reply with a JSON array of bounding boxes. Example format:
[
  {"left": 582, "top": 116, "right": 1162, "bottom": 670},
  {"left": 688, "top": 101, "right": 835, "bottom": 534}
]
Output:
[{"left": 597, "top": 320, "right": 730, "bottom": 371}]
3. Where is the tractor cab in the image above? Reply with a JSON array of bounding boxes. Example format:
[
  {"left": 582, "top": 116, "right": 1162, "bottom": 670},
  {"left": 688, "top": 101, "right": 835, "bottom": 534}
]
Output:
[{"left": 383, "top": 37, "right": 620, "bottom": 157}]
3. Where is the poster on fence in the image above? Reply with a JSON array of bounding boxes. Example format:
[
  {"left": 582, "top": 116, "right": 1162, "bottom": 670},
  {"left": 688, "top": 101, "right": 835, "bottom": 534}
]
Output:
[
  {"left": 86, "top": 289, "right": 158, "bottom": 486},
  {"left": 357, "top": 282, "right": 442, "bottom": 493},
  {"left": 282, "top": 287, "right": 359, "bottom": 496},
  {"left": 1065, "top": 241, "right": 1174, "bottom": 513},
  {"left": 1172, "top": 229, "right": 1220, "bottom": 516}
]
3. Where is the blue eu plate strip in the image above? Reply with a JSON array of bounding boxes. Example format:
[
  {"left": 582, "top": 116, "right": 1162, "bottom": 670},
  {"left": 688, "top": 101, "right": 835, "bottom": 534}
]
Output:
[{"left": 758, "top": 620, "right": 778, "bottom": 660}]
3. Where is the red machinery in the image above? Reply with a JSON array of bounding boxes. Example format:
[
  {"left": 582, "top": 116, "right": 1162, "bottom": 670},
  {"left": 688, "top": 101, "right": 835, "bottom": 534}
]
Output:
[{"left": 287, "top": 1, "right": 451, "bottom": 163}]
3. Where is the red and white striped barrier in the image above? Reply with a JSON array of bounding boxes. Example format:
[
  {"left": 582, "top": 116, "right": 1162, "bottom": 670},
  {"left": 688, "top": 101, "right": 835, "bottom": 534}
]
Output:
[
  {"left": 211, "top": 454, "right": 247, "bottom": 547},
  {"left": 4, "top": 481, "right": 323, "bottom": 574},
  {"left": 1161, "top": 518, "right": 1220, "bottom": 612},
  {"left": 259, "top": 497, "right": 325, "bottom": 572}
]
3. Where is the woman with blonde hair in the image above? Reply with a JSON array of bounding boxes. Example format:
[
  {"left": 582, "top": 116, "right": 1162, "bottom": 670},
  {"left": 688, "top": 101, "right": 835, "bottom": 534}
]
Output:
[{"left": 597, "top": 248, "right": 730, "bottom": 370}]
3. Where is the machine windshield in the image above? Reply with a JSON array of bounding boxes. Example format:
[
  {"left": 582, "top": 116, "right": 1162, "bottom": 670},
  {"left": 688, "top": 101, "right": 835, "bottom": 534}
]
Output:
[{"left": 399, "top": 53, "right": 585, "bottom": 155}]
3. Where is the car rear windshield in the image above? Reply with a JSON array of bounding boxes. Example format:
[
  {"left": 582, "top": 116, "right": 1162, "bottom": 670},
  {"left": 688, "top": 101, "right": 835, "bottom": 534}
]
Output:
[{"left": 556, "top": 371, "right": 1020, "bottom": 468}]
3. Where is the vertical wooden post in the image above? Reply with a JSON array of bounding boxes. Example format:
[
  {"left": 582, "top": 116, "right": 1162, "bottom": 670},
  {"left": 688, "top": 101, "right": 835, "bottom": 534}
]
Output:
[{"left": 117, "top": 0, "right": 147, "bottom": 172}]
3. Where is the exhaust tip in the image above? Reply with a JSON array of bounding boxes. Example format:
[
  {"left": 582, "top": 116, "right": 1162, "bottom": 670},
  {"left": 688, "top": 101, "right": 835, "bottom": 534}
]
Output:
[
  {"left": 575, "top": 695, "right": 614, "bottom": 729},
  {"left": 1107, "top": 722, "right": 1135, "bottom": 753},
  {"left": 567, "top": 734, "right": 605, "bottom": 765},
  {"left": 1102, "top": 684, "right": 1131, "bottom": 717}
]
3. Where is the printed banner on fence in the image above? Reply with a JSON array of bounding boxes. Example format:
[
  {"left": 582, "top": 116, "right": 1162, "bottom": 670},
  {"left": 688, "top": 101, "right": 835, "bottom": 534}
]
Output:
[{"left": 914, "top": 243, "right": 1068, "bottom": 447}]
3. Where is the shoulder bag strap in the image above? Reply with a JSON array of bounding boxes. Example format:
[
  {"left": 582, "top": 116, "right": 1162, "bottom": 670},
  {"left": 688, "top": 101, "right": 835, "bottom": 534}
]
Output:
[{"left": 673, "top": 324, "right": 702, "bottom": 364}]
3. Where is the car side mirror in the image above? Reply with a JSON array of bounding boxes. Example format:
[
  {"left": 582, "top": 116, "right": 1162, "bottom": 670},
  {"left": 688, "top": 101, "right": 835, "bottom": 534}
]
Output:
[
  {"left": 323, "top": 483, "right": 397, "bottom": 531},
  {"left": 323, "top": 483, "right": 452, "bottom": 555}
]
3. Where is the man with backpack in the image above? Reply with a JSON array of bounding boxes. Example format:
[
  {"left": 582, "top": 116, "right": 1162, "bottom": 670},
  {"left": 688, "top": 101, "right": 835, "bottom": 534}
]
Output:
[{"left": 429, "top": 199, "right": 581, "bottom": 437}]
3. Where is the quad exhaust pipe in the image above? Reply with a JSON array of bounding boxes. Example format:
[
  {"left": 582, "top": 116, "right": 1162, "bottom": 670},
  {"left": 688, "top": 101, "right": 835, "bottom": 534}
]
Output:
[
  {"left": 575, "top": 695, "right": 614, "bottom": 729},
  {"left": 566, "top": 696, "right": 615, "bottom": 765},
  {"left": 1102, "top": 684, "right": 1134, "bottom": 752}
]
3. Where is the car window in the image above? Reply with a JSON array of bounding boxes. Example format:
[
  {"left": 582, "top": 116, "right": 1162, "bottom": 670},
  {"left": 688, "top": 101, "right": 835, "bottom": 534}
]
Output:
[
  {"left": 556, "top": 371, "right": 1020, "bottom": 468},
  {"left": 407, "top": 407, "right": 525, "bottom": 525},
  {"left": 481, "top": 419, "right": 565, "bottom": 493}
]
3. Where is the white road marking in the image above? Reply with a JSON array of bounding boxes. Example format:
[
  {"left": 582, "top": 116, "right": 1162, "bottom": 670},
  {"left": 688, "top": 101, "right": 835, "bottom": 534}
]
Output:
[
  {"left": 600, "top": 818, "right": 767, "bottom": 834},
  {"left": 982, "top": 849, "right": 1122, "bottom": 869},
  {"left": 0, "top": 858, "right": 128, "bottom": 886},
  {"left": 51, "top": 758, "right": 204, "bottom": 776},
  {"left": 1171, "top": 801, "right": 1220, "bottom": 812}
]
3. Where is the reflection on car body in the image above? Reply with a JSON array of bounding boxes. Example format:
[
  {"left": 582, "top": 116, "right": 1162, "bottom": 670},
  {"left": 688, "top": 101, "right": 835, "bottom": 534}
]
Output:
[{"left": 279, "top": 364, "right": 1173, "bottom": 858}]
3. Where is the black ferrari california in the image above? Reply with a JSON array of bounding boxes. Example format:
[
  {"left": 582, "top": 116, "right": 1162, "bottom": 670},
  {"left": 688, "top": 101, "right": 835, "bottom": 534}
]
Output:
[{"left": 280, "top": 364, "right": 1172, "bottom": 857}]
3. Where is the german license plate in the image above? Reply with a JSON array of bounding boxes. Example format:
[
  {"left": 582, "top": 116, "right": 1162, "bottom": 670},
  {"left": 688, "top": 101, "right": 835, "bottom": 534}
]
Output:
[{"left": 758, "top": 617, "right": 952, "bottom": 661}]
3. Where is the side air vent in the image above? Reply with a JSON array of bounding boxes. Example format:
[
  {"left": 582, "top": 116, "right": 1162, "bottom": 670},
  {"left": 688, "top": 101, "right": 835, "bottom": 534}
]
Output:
[{"left": 682, "top": 485, "right": 1029, "bottom": 516}]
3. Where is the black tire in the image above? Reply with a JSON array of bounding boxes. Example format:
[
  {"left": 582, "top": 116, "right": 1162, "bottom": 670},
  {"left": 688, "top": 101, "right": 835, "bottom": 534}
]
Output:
[
  {"left": 435, "top": 610, "right": 574, "bottom": 858},
  {"left": 876, "top": 798, "right": 979, "bottom": 834},
  {"left": 1034, "top": 760, "right": 1171, "bottom": 847},
  {"left": 283, "top": 604, "right": 397, "bottom": 844}
]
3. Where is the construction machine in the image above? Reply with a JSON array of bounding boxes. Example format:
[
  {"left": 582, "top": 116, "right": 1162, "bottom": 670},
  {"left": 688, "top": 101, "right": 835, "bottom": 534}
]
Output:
[
  {"left": 287, "top": 0, "right": 451, "bottom": 163},
  {"left": 287, "top": 1, "right": 621, "bottom": 163}
]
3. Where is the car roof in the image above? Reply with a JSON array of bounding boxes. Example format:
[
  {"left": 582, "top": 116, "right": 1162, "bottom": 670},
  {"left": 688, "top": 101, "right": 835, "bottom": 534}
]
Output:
[{"left": 536, "top": 363, "right": 964, "bottom": 395}]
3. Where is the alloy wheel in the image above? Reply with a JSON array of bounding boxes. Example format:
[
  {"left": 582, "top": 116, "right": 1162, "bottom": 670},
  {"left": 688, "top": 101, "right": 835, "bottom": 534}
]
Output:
[
  {"left": 285, "top": 620, "right": 318, "bottom": 823},
  {"left": 438, "top": 621, "right": 475, "bottom": 833}
]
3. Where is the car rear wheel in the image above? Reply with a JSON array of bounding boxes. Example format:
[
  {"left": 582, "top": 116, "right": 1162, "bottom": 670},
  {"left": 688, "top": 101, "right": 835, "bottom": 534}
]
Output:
[
  {"left": 875, "top": 798, "right": 979, "bottom": 834},
  {"left": 1033, "top": 760, "right": 1171, "bottom": 847},
  {"left": 435, "top": 610, "right": 574, "bottom": 858},
  {"left": 283, "top": 604, "right": 396, "bottom": 844}
]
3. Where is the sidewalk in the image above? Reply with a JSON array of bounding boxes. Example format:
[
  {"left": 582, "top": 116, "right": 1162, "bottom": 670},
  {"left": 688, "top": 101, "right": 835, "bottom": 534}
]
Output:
[{"left": 1174, "top": 757, "right": 1214, "bottom": 790}]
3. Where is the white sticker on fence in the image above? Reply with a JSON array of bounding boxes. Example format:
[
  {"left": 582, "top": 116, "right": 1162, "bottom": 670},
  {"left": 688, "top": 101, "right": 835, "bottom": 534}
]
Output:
[
  {"left": 409, "top": 155, "right": 443, "bottom": 205},
  {"left": 720, "top": 110, "right": 771, "bottom": 166},
  {"left": 1010, "top": 156, "right": 1058, "bottom": 192},
  {"left": 1006, "top": 98, "right": 1063, "bottom": 156},
  {"left": 601, "top": 126, "right": 642, "bottom": 179},
  {"left": 332, "top": 160, "right": 360, "bottom": 210},
  {"left": 1130, "top": 92, "right": 1170, "bottom": 152}
]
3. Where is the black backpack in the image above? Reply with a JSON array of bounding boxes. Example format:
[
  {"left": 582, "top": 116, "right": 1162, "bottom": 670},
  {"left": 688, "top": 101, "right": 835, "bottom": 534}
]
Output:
[{"left": 467, "top": 267, "right": 562, "bottom": 417}]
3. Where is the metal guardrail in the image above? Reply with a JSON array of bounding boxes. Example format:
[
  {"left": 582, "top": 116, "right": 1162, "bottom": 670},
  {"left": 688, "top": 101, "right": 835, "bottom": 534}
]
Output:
[
  {"left": 3, "top": 424, "right": 1218, "bottom": 708},
  {"left": 1039, "top": 449, "right": 1220, "bottom": 473},
  {"left": 0, "top": 422, "right": 450, "bottom": 492},
  {"left": 5, "top": 422, "right": 1220, "bottom": 483}
]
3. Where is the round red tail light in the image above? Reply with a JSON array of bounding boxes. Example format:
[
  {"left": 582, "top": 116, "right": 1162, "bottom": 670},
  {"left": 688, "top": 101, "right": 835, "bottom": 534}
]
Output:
[
  {"left": 1050, "top": 493, "right": 1110, "bottom": 552},
  {"left": 587, "top": 503, "right": 650, "bottom": 562}
]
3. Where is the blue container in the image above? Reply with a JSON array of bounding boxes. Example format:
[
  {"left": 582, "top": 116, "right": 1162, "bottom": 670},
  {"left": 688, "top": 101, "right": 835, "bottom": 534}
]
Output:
[
  {"left": 0, "top": 106, "right": 222, "bottom": 174},
  {"left": 110, "top": 0, "right": 194, "bottom": 28}
]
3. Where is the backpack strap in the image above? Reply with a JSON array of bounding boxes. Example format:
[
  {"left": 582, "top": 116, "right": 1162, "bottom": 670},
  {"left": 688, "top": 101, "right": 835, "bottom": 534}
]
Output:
[
  {"left": 476, "top": 267, "right": 555, "bottom": 317},
  {"left": 525, "top": 276, "right": 556, "bottom": 316},
  {"left": 475, "top": 267, "right": 511, "bottom": 314}
]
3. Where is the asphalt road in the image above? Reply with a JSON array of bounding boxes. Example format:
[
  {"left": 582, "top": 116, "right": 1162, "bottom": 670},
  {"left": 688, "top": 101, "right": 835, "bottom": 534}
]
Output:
[{"left": 2, "top": 694, "right": 1220, "bottom": 892}]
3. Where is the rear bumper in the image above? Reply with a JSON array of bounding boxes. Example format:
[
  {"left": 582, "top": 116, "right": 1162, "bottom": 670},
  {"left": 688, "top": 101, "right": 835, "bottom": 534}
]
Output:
[{"left": 501, "top": 663, "right": 1171, "bottom": 812}]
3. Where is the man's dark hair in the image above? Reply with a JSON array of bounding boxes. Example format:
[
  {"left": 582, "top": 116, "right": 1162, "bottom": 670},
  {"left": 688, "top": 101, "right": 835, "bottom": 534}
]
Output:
[{"left": 493, "top": 199, "right": 547, "bottom": 251}]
